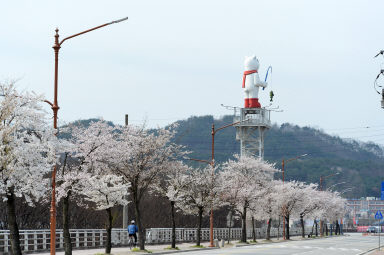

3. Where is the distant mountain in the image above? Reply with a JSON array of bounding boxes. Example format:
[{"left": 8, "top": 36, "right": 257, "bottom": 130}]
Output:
[{"left": 170, "top": 115, "right": 384, "bottom": 198}]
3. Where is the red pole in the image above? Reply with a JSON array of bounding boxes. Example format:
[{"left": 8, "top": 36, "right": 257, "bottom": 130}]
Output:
[
  {"left": 209, "top": 124, "right": 215, "bottom": 247},
  {"left": 50, "top": 28, "right": 60, "bottom": 255},
  {"left": 282, "top": 159, "right": 285, "bottom": 240},
  {"left": 48, "top": 18, "right": 127, "bottom": 255}
]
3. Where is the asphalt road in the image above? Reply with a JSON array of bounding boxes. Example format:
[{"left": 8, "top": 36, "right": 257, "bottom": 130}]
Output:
[{"left": 172, "top": 233, "right": 381, "bottom": 255}]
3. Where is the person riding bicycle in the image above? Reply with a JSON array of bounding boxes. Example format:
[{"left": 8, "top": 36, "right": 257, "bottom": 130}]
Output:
[{"left": 127, "top": 220, "right": 138, "bottom": 245}]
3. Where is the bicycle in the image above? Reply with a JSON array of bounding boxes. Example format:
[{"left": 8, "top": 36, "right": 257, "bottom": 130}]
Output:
[{"left": 128, "top": 235, "right": 136, "bottom": 250}]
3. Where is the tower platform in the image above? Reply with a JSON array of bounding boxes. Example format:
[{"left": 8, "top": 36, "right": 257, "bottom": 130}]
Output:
[{"left": 234, "top": 108, "right": 271, "bottom": 158}]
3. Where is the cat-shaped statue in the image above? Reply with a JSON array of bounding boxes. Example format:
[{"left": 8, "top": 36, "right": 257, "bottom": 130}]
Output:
[{"left": 242, "top": 55, "right": 267, "bottom": 108}]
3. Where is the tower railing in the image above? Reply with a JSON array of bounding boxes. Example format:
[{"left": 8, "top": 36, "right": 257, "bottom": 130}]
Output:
[{"left": 234, "top": 108, "right": 271, "bottom": 127}]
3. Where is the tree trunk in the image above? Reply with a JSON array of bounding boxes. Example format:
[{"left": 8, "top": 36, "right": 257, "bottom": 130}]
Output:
[
  {"left": 300, "top": 214, "right": 305, "bottom": 238},
  {"left": 228, "top": 210, "right": 233, "bottom": 244},
  {"left": 105, "top": 208, "right": 113, "bottom": 254},
  {"left": 133, "top": 193, "right": 145, "bottom": 250},
  {"left": 335, "top": 221, "right": 340, "bottom": 235},
  {"left": 196, "top": 207, "right": 203, "bottom": 246},
  {"left": 170, "top": 201, "right": 176, "bottom": 249},
  {"left": 285, "top": 215, "right": 290, "bottom": 240},
  {"left": 251, "top": 217, "right": 256, "bottom": 242},
  {"left": 63, "top": 191, "right": 72, "bottom": 255},
  {"left": 6, "top": 190, "right": 22, "bottom": 255},
  {"left": 241, "top": 206, "right": 247, "bottom": 243},
  {"left": 315, "top": 220, "right": 318, "bottom": 237},
  {"left": 266, "top": 218, "right": 272, "bottom": 240}
]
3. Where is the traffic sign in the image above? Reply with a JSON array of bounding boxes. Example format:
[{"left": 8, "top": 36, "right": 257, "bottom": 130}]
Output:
[{"left": 375, "top": 210, "right": 383, "bottom": 220}]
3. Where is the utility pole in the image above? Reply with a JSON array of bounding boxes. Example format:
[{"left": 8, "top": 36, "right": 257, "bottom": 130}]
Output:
[{"left": 122, "top": 114, "right": 129, "bottom": 229}]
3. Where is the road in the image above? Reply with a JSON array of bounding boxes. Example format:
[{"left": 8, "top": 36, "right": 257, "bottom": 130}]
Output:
[{"left": 172, "top": 233, "right": 381, "bottom": 255}]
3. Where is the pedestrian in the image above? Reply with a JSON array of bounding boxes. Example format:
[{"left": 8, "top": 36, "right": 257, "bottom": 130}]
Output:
[{"left": 127, "top": 220, "right": 139, "bottom": 245}]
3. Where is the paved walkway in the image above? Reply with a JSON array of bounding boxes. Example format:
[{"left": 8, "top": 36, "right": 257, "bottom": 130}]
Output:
[
  {"left": 29, "top": 235, "right": 338, "bottom": 255},
  {"left": 368, "top": 250, "right": 384, "bottom": 255}
]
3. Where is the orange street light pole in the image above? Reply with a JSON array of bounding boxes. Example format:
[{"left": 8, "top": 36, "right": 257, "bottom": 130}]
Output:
[
  {"left": 189, "top": 119, "right": 246, "bottom": 247},
  {"left": 281, "top": 153, "right": 307, "bottom": 240},
  {"left": 319, "top": 172, "right": 339, "bottom": 237},
  {"left": 48, "top": 17, "right": 128, "bottom": 255}
]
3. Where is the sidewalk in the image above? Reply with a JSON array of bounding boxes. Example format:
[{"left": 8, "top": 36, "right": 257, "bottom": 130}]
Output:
[
  {"left": 28, "top": 235, "right": 319, "bottom": 255},
  {"left": 368, "top": 249, "right": 384, "bottom": 255}
]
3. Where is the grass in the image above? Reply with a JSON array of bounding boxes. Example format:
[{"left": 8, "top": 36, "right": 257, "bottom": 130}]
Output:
[
  {"left": 132, "top": 247, "right": 152, "bottom": 253},
  {"left": 190, "top": 245, "right": 204, "bottom": 248},
  {"left": 249, "top": 240, "right": 258, "bottom": 243},
  {"left": 164, "top": 246, "right": 180, "bottom": 250}
]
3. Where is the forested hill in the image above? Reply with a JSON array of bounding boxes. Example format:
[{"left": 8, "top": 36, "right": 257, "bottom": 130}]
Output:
[
  {"left": 170, "top": 115, "right": 384, "bottom": 199},
  {"left": 65, "top": 116, "right": 384, "bottom": 198}
]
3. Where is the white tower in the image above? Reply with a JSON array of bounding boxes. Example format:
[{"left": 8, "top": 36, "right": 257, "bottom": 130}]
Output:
[{"left": 234, "top": 108, "right": 271, "bottom": 159}]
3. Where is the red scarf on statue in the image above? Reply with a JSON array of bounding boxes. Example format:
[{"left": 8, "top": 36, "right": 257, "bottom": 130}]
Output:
[{"left": 242, "top": 70, "right": 258, "bottom": 88}]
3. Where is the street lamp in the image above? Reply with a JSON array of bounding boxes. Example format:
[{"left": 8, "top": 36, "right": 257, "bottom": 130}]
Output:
[
  {"left": 45, "top": 17, "right": 128, "bottom": 255},
  {"left": 319, "top": 172, "right": 340, "bottom": 191},
  {"left": 189, "top": 118, "right": 249, "bottom": 247},
  {"left": 326, "top": 182, "right": 347, "bottom": 191},
  {"left": 339, "top": 187, "right": 354, "bottom": 195},
  {"left": 281, "top": 153, "right": 307, "bottom": 240},
  {"left": 319, "top": 172, "right": 340, "bottom": 236}
]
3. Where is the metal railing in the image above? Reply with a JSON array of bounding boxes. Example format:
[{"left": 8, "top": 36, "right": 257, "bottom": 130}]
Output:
[
  {"left": 0, "top": 227, "right": 313, "bottom": 253},
  {"left": 234, "top": 108, "right": 271, "bottom": 127}
]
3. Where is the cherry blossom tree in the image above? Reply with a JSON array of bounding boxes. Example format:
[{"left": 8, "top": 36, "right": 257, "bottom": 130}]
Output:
[
  {"left": 294, "top": 183, "right": 320, "bottom": 237},
  {"left": 275, "top": 181, "right": 308, "bottom": 240},
  {"left": 76, "top": 174, "right": 129, "bottom": 254},
  {"left": 251, "top": 180, "right": 281, "bottom": 240},
  {"left": 56, "top": 120, "right": 117, "bottom": 255},
  {"left": 175, "top": 165, "right": 221, "bottom": 246},
  {"left": 0, "top": 82, "right": 57, "bottom": 255},
  {"left": 106, "top": 125, "right": 187, "bottom": 250},
  {"left": 316, "top": 190, "right": 347, "bottom": 235},
  {"left": 220, "top": 155, "right": 277, "bottom": 242},
  {"left": 153, "top": 160, "right": 191, "bottom": 248}
]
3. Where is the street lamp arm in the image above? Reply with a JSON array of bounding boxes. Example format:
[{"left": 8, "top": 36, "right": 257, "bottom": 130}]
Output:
[
  {"left": 59, "top": 17, "right": 128, "bottom": 46},
  {"left": 285, "top": 153, "right": 308, "bottom": 163},
  {"left": 213, "top": 119, "right": 250, "bottom": 134},
  {"left": 187, "top": 158, "right": 212, "bottom": 165},
  {"left": 43, "top": 99, "right": 53, "bottom": 107},
  {"left": 321, "top": 172, "right": 339, "bottom": 180}
]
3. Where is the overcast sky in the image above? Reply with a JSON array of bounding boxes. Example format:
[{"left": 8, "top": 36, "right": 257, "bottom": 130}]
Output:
[{"left": 1, "top": 0, "right": 384, "bottom": 144}]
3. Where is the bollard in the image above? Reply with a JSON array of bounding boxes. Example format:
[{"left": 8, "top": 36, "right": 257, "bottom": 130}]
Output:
[
  {"left": 214, "top": 239, "right": 219, "bottom": 247},
  {"left": 221, "top": 239, "right": 225, "bottom": 247}
]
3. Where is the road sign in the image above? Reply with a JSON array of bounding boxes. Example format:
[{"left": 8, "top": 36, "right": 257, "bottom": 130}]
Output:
[{"left": 375, "top": 210, "right": 383, "bottom": 220}]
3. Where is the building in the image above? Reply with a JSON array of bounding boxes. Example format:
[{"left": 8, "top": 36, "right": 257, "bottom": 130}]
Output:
[{"left": 346, "top": 197, "right": 384, "bottom": 225}]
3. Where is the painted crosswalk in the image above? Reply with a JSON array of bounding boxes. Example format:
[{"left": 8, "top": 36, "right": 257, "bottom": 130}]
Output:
[{"left": 241, "top": 243, "right": 362, "bottom": 253}]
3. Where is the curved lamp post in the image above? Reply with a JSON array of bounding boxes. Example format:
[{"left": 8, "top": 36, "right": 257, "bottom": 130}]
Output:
[
  {"left": 46, "top": 17, "right": 128, "bottom": 255},
  {"left": 189, "top": 118, "right": 249, "bottom": 247},
  {"left": 281, "top": 153, "right": 307, "bottom": 240},
  {"left": 319, "top": 172, "right": 340, "bottom": 236}
]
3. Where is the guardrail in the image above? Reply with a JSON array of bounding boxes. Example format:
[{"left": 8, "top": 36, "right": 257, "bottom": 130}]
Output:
[{"left": 0, "top": 227, "right": 313, "bottom": 253}]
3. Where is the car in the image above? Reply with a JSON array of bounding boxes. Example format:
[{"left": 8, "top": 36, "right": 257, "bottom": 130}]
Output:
[{"left": 367, "top": 226, "right": 380, "bottom": 233}]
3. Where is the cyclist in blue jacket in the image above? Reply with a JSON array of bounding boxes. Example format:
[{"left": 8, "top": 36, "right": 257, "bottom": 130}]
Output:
[{"left": 127, "top": 220, "right": 138, "bottom": 245}]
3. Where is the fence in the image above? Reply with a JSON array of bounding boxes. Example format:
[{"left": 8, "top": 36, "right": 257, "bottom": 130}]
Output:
[{"left": 0, "top": 227, "right": 313, "bottom": 253}]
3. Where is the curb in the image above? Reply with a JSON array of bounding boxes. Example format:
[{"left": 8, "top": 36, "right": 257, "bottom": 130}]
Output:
[
  {"left": 357, "top": 247, "right": 380, "bottom": 255},
  {"left": 146, "top": 247, "right": 220, "bottom": 255},
  {"left": 234, "top": 234, "right": 346, "bottom": 248}
]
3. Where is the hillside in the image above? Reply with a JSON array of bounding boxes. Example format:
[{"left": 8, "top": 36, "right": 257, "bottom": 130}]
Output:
[
  {"left": 61, "top": 117, "right": 384, "bottom": 198},
  {"left": 171, "top": 115, "right": 384, "bottom": 198}
]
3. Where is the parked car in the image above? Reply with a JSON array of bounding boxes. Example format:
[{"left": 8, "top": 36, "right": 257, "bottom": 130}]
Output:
[{"left": 367, "top": 226, "right": 380, "bottom": 233}]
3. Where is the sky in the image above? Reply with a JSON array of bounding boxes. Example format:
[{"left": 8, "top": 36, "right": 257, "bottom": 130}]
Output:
[{"left": 1, "top": 0, "right": 384, "bottom": 144}]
